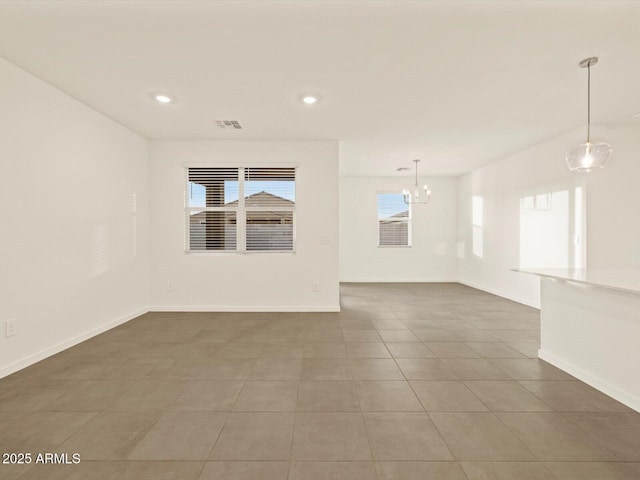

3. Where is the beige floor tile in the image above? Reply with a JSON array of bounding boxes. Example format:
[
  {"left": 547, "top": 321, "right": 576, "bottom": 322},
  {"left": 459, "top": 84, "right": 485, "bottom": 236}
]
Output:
[
  {"left": 289, "top": 462, "right": 376, "bottom": 480},
  {"left": 339, "top": 319, "right": 376, "bottom": 330},
  {"left": 429, "top": 412, "right": 535, "bottom": 461},
  {"left": 0, "top": 380, "right": 76, "bottom": 412},
  {"left": 14, "top": 461, "right": 123, "bottom": 480},
  {"left": 488, "top": 359, "right": 570, "bottom": 380},
  {"left": 249, "top": 358, "right": 302, "bottom": 380},
  {"left": 118, "top": 461, "right": 204, "bottom": 479},
  {"left": 497, "top": 412, "right": 618, "bottom": 461},
  {"left": 384, "top": 342, "right": 434, "bottom": 358},
  {"left": 519, "top": 381, "right": 628, "bottom": 412},
  {"left": 346, "top": 342, "right": 391, "bottom": 358},
  {"left": 449, "top": 329, "right": 499, "bottom": 342},
  {"left": 297, "top": 381, "right": 360, "bottom": 411},
  {"left": 355, "top": 381, "right": 422, "bottom": 411},
  {"left": 507, "top": 342, "right": 540, "bottom": 358},
  {"left": 396, "top": 359, "right": 457, "bottom": 380},
  {"left": 363, "top": 412, "right": 453, "bottom": 460},
  {"left": 149, "top": 359, "right": 253, "bottom": 380},
  {"left": 350, "top": 359, "right": 404, "bottom": 380},
  {"left": 439, "top": 359, "right": 510, "bottom": 380},
  {"left": 375, "top": 462, "right": 467, "bottom": 480},
  {"left": 0, "top": 411, "right": 96, "bottom": 452},
  {"left": 562, "top": 412, "right": 640, "bottom": 461},
  {"left": 260, "top": 343, "right": 304, "bottom": 358},
  {"left": 410, "top": 381, "right": 488, "bottom": 412},
  {"left": 306, "top": 319, "right": 341, "bottom": 330},
  {"left": 214, "top": 343, "right": 264, "bottom": 358},
  {"left": 44, "top": 380, "right": 131, "bottom": 411},
  {"left": 413, "top": 329, "right": 459, "bottom": 342},
  {"left": 96, "top": 358, "right": 170, "bottom": 379},
  {"left": 303, "top": 330, "right": 344, "bottom": 342},
  {"left": 47, "top": 359, "right": 113, "bottom": 380},
  {"left": 466, "top": 342, "right": 526, "bottom": 358},
  {"left": 425, "top": 342, "right": 481, "bottom": 358},
  {"left": 200, "top": 462, "right": 289, "bottom": 480},
  {"left": 0, "top": 463, "right": 32, "bottom": 480},
  {"left": 59, "top": 412, "right": 160, "bottom": 460},
  {"left": 233, "top": 381, "right": 298, "bottom": 411},
  {"left": 461, "top": 462, "right": 557, "bottom": 480},
  {"left": 301, "top": 359, "right": 352, "bottom": 380},
  {"left": 378, "top": 330, "right": 421, "bottom": 342},
  {"left": 544, "top": 462, "right": 640, "bottom": 480},
  {"left": 5, "top": 284, "right": 640, "bottom": 478},
  {"left": 464, "top": 381, "right": 551, "bottom": 412},
  {"left": 128, "top": 411, "right": 227, "bottom": 460},
  {"left": 170, "top": 381, "right": 244, "bottom": 411},
  {"left": 292, "top": 413, "right": 371, "bottom": 460},
  {"left": 371, "top": 319, "right": 408, "bottom": 330},
  {"left": 210, "top": 413, "right": 295, "bottom": 460},
  {"left": 341, "top": 330, "right": 382, "bottom": 342},
  {"left": 302, "top": 343, "right": 347, "bottom": 358},
  {"left": 108, "top": 381, "right": 186, "bottom": 411}
]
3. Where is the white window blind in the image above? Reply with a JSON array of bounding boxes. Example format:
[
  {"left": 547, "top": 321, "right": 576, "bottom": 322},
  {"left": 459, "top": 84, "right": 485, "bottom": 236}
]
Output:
[
  {"left": 186, "top": 166, "right": 295, "bottom": 253},
  {"left": 377, "top": 192, "right": 411, "bottom": 247},
  {"left": 244, "top": 167, "right": 295, "bottom": 251}
]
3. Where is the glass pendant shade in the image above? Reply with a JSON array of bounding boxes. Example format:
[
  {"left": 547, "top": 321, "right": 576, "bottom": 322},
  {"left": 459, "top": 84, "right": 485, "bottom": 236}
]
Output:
[
  {"left": 566, "top": 57, "right": 611, "bottom": 173},
  {"left": 565, "top": 141, "right": 612, "bottom": 173}
]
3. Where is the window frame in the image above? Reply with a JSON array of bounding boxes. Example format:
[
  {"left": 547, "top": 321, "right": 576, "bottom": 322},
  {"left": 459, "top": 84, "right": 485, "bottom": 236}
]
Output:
[
  {"left": 376, "top": 191, "right": 412, "bottom": 248},
  {"left": 184, "top": 164, "right": 297, "bottom": 254}
]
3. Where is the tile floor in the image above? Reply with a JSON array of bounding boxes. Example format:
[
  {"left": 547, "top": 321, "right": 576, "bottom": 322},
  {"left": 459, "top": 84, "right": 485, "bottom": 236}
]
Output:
[{"left": 1, "top": 283, "right": 639, "bottom": 479}]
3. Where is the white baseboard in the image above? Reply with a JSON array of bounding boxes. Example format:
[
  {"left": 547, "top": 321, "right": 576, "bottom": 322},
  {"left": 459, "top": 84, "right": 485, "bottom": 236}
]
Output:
[
  {"left": 539, "top": 349, "right": 640, "bottom": 413},
  {"left": 150, "top": 305, "right": 341, "bottom": 313},
  {"left": 457, "top": 280, "right": 540, "bottom": 309},
  {"left": 0, "top": 307, "right": 149, "bottom": 380}
]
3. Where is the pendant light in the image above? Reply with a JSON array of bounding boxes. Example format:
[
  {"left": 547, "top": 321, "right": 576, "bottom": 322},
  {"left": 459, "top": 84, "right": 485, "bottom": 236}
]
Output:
[
  {"left": 565, "top": 57, "right": 612, "bottom": 172},
  {"left": 403, "top": 159, "right": 431, "bottom": 205}
]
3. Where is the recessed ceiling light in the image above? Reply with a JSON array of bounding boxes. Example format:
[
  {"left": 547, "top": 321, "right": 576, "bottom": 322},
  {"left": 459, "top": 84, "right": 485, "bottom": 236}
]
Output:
[
  {"left": 154, "top": 94, "right": 173, "bottom": 104},
  {"left": 302, "top": 95, "right": 318, "bottom": 105}
]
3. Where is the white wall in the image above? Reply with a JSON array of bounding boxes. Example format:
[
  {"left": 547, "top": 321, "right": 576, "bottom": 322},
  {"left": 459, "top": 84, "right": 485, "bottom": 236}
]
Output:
[
  {"left": 457, "top": 124, "right": 640, "bottom": 307},
  {"left": 0, "top": 58, "right": 150, "bottom": 377},
  {"left": 340, "top": 176, "right": 458, "bottom": 282},
  {"left": 149, "top": 140, "right": 340, "bottom": 311}
]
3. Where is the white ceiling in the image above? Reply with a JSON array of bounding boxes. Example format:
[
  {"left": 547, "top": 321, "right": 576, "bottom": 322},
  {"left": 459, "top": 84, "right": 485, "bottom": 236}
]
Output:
[{"left": 1, "top": 0, "right": 639, "bottom": 176}]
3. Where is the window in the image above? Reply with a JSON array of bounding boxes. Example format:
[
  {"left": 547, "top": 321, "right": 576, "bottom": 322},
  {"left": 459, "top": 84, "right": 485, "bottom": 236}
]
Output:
[
  {"left": 472, "top": 195, "right": 483, "bottom": 258},
  {"left": 186, "top": 166, "right": 295, "bottom": 252},
  {"left": 377, "top": 192, "right": 411, "bottom": 247}
]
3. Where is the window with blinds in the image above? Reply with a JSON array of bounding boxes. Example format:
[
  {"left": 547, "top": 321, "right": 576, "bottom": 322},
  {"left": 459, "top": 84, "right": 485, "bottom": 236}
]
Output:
[
  {"left": 186, "top": 166, "right": 295, "bottom": 253},
  {"left": 377, "top": 192, "right": 411, "bottom": 247}
]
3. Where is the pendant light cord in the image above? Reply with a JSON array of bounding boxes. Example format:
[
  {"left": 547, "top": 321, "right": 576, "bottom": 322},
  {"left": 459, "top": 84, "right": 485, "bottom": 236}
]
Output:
[{"left": 587, "top": 62, "right": 591, "bottom": 143}]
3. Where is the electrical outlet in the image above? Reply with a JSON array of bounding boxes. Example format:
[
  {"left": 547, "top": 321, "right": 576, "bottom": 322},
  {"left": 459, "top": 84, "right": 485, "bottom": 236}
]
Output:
[
  {"left": 5, "top": 319, "right": 16, "bottom": 338},
  {"left": 312, "top": 282, "right": 320, "bottom": 292}
]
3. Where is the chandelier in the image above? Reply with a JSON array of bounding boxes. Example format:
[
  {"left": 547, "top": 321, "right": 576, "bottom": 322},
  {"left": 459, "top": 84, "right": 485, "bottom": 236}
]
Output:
[{"left": 403, "top": 159, "right": 431, "bottom": 205}]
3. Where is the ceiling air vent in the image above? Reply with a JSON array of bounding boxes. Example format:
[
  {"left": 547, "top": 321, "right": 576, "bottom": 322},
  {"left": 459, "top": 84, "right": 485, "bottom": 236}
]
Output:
[
  {"left": 396, "top": 167, "right": 411, "bottom": 172},
  {"left": 215, "top": 120, "right": 243, "bottom": 130}
]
